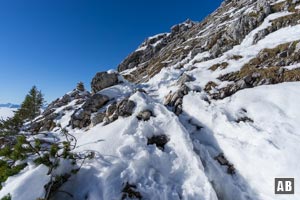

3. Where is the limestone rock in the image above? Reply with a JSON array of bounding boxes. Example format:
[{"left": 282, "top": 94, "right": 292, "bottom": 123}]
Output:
[{"left": 91, "top": 72, "right": 118, "bottom": 93}]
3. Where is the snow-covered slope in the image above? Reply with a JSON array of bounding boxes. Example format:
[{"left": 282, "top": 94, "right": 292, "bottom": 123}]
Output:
[
  {"left": 0, "top": 107, "right": 17, "bottom": 120},
  {"left": 1, "top": 0, "right": 300, "bottom": 199}
]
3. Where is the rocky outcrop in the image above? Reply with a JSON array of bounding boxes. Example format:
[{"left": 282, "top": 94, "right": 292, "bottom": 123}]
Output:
[
  {"left": 82, "top": 94, "right": 109, "bottom": 113},
  {"left": 91, "top": 72, "right": 119, "bottom": 93},
  {"left": 206, "top": 40, "right": 300, "bottom": 99},
  {"left": 87, "top": 98, "right": 135, "bottom": 126},
  {"left": 91, "top": 112, "right": 106, "bottom": 126},
  {"left": 71, "top": 93, "right": 109, "bottom": 129},
  {"left": 71, "top": 108, "right": 91, "bottom": 129},
  {"left": 117, "top": 99, "right": 136, "bottom": 117},
  {"left": 164, "top": 84, "right": 190, "bottom": 115}
]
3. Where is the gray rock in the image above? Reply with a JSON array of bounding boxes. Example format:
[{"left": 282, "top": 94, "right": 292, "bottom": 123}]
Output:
[
  {"left": 91, "top": 72, "right": 119, "bottom": 93},
  {"left": 177, "top": 73, "right": 194, "bottom": 86},
  {"left": 106, "top": 102, "right": 117, "bottom": 117},
  {"left": 83, "top": 94, "right": 109, "bottom": 112},
  {"left": 136, "top": 110, "right": 153, "bottom": 121},
  {"left": 278, "top": 51, "right": 288, "bottom": 58},
  {"left": 164, "top": 91, "right": 173, "bottom": 105},
  {"left": 174, "top": 104, "right": 183, "bottom": 116},
  {"left": 295, "top": 42, "right": 300, "bottom": 52},
  {"left": 117, "top": 99, "right": 136, "bottom": 117},
  {"left": 91, "top": 112, "right": 106, "bottom": 126},
  {"left": 71, "top": 108, "right": 92, "bottom": 128}
]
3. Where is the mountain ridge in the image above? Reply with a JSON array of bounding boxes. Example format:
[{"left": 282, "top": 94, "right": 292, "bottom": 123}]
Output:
[{"left": 1, "top": 0, "right": 300, "bottom": 199}]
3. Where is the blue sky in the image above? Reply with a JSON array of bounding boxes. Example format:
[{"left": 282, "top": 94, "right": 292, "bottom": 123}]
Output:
[{"left": 0, "top": 0, "right": 223, "bottom": 104}]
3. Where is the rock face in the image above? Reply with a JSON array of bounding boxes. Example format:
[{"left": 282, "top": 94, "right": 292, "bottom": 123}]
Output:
[
  {"left": 71, "top": 108, "right": 91, "bottom": 129},
  {"left": 91, "top": 112, "right": 106, "bottom": 126},
  {"left": 164, "top": 84, "right": 190, "bottom": 116},
  {"left": 91, "top": 72, "right": 119, "bottom": 93},
  {"left": 116, "top": 0, "right": 276, "bottom": 83},
  {"left": 82, "top": 94, "right": 109, "bottom": 113},
  {"left": 117, "top": 99, "right": 136, "bottom": 117},
  {"left": 70, "top": 93, "right": 109, "bottom": 129},
  {"left": 103, "top": 98, "right": 136, "bottom": 125}
]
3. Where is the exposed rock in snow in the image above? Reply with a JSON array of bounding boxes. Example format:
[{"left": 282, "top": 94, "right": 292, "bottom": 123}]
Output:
[{"left": 91, "top": 71, "right": 119, "bottom": 93}]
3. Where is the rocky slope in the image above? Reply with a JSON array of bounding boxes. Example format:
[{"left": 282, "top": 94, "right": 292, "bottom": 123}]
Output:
[{"left": 1, "top": 0, "right": 300, "bottom": 199}]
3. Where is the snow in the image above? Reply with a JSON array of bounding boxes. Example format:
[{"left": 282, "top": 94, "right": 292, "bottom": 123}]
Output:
[
  {"left": 283, "top": 63, "right": 300, "bottom": 70},
  {"left": 52, "top": 91, "right": 218, "bottom": 200},
  {"left": 296, "top": 4, "right": 300, "bottom": 10},
  {"left": 135, "top": 45, "right": 147, "bottom": 52},
  {"left": 271, "top": 0, "right": 286, "bottom": 5},
  {"left": 0, "top": 164, "right": 50, "bottom": 200},
  {"left": 183, "top": 82, "right": 300, "bottom": 200},
  {"left": 0, "top": 107, "right": 17, "bottom": 120}
]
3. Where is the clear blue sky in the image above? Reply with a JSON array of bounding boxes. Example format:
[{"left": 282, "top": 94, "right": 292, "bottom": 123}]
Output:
[{"left": 0, "top": 0, "right": 223, "bottom": 104}]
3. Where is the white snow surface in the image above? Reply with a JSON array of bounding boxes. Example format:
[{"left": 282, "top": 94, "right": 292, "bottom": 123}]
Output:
[
  {"left": 0, "top": 164, "right": 50, "bottom": 199},
  {"left": 183, "top": 82, "right": 300, "bottom": 200},
  {"left": 54, "top": 92, "right": 218, "bottom": 200},
  {"left": 0, "top": 107, "right": 16, "bottom": 120}
]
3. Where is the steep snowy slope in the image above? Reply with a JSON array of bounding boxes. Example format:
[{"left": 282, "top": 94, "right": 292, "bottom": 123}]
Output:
[{"left": 1, "top": 0, "right": 300, "bottom": 199}]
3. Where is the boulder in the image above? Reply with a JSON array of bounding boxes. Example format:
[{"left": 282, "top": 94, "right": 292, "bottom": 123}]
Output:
[
  {"left": 117, "top": 99, "right": 136, "bottom": 117},
  {"left": 177, "top": 73, "right": 194, "bottom": 86},
  {"left": 91, "top": 72, "right": 118, "bottom": 93},
  {"left": 71, "top": 108, "right": 91, "bottom": 129},
  {"left": 106, "top": 102, "right": 117, "bottom": 117},
  {"left": 82, "top": 94, "right": 109, "bottom": 112},
  {"left": 91, "top": 112, "right": 106, "bottom": 126},
  {"left": 136, "top": 110, "right": 153, "bottom": 121}
]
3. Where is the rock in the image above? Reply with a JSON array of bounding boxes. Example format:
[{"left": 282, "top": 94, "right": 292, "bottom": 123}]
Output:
[
  {"left": 82, "top": 94, "right": 109, "bottom": 112},
  {"left": 174, "top": 98, "right": 182, "bottom": 107},
  {"left": 136, "top": 110, "right": 153, "bottom": 121},
  {"left": 117, "top": 99, "right": 136, "bottom": 117},
  {"left": 174, "top": 104, "right": 183, "bottom": 116},
  {"left": 177, "top": 73, "right": 194, "bottom": 86},
  {"left": 278, "top": 68, "right": 285, "bottom": 75},
  {"left": 71, "top": 108, "right": 91, "bottom": 128},
  {"left": 30, "top": 121, "right": 43, "bottom": 133},
  {"left": 61, "top": 94, "right": 71, "bottom": 104},
  {"left": 147, "top": 134, "right": 169, "bottom": 151},
  {"left": 178, "top": 84, "right": 190, "bottom": 95},
  {"left": 227, "top": 164, "right": 236, "bottom": 175},
  {"left": 122, "top": 183, "right": 142, "bottom": 200},
  {"left": 91, "top": 72, "right": 119, "bottom": 93},
  {"left": 215, "top": 153, "right": 229, "bottom": 165},
  {"left": 163, "top": 91, "right": 173, "bottom": 105},
  {"left": 214, "top": 153, "right": 236, "bottom": 175},
  {"left": 278, "top": 51, "right": 288, "bottom": 58},
  {"left": 42, "top": 108, "right": 55, "bottom": 117},
  {"left": 134, "top": 88, "right": 147, "bottom": 94},
  {"left": 295, "top": 42, "right": 300, "bottom": 52},
  {"left": 40, "top": 120, "right": 56, "bottom": 132},
  {"left": 106, "top": 102, "right": 117, "bottom": 117},
  {"left": 91, "top": 112, "right": 106, "bottom": 126}
]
